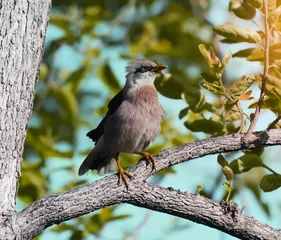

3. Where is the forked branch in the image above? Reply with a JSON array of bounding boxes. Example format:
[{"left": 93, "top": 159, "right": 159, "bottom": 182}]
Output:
[{"left": 15, "top": 129, "right": 281, "bottom": 239}]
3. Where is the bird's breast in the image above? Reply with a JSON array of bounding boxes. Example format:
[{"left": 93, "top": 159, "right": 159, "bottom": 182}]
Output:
[{"left": 104, "top": 84, "right": 164, "bottom": 153}]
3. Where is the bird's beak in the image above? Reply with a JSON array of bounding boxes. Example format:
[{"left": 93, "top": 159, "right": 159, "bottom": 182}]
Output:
[{"left": 150, "top": 64, "right": 168, "bottom": 72}]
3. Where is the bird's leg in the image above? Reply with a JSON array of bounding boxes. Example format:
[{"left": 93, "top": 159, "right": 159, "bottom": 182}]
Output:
[
  {"left": 115, "top": 158, "right": 132, "bottom": 187},
  {"left": 137, "top": 151, "right": 158, "bottom": 170}
]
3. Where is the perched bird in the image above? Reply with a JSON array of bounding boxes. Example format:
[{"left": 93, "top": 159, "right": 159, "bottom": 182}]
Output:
[{"left": 78, "top": 59, "right": 167, "bottom": 186}]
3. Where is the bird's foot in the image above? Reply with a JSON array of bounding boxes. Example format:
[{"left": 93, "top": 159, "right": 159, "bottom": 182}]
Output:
[
  {"left": 118, "top": 168, "right": 132, "bottom": 187},
  {"left": 137, "top": 151, "right": 157, "bottom": 171},
  {"left": 115, "top": 158, "right": 132, "bottom": 187}
]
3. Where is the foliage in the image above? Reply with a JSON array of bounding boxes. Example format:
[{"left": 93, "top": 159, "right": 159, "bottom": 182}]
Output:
[{"left": 19, "top": 0, "right": 281, "bottom": 238}]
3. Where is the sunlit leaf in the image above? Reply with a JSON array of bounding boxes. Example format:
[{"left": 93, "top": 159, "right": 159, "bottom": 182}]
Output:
[
  {"left": 229, "top": 0, "right": 256, "bottom": 20},
  {"left": 229, "top": 153, "right": 263, "bottom": 173},
  {"left": 245, "top": 0, "right": 263, "bottom": 8},
  {"left": 269, "top": 5, "right": 281, "bottom": 23},
  {"left": 229, "top": 74, "right": 256, "bottom": 98},
  {"left": 233, "top": 48, "right": 257, "bottom": 58},
  {"left": 222, "top": 166, "right": 234, "bottom": 181},
  {"left": 198, "top": 44, "right": 220, "bottom": 71},
  {"left": 221, "top": 51, "right": 232, "bottom": 72},
  {"left": 268, "top": 0, "right": 277, "bottom": 14},
  {"left": 213, "top": 24, "right": 261, "bottom": 43}
]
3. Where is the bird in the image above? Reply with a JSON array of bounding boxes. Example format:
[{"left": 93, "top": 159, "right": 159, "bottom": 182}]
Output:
[{"left": 78, "top": 59, "right": 167, "bottom": 186}]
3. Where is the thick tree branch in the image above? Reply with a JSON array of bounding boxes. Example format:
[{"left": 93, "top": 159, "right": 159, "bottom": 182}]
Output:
[
  {"left": 15, "top": 129, "right": 281, "bottom": 239},
  {"left": 0, "top": 0, "right": 51, "bottom": 237}
]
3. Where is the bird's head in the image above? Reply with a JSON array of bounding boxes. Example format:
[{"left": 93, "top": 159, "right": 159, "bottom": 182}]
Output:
[{"left": 125, "top": 59, "right": 167, "bottom": 88}]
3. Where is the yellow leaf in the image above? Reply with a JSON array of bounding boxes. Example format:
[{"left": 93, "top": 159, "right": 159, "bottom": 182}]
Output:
[{"left": 245, "top": 0, "right": 263, "bottom": 8}]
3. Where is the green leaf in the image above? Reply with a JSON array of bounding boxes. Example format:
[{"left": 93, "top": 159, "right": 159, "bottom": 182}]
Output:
[
  {"left": 260, "top": 174, "right": 281, "bottom": 192},
  {"left": 49, "top": 14, "right": 72, "bottom": 33},
  {"left": 97, "top": 63, "right": 120, "bottom": 92},
  {"left": 217, "top": 154, "right": 229, "bottom": 167},
  {"left": 201, "top": 73, "right": 226, "bottom": 96},
  {"left": 222, "top": 166, "right": 234, "bottom": 181},
  {"left": 266, "top": 74, "right": 281, "bottom": 99},
  {"left": 225, "top": 103, "right": 242, "bottom": 121},
  {"left": 184, "top": 119, "right": 223, "bottom": 134},
  {"left": 49, "top": 85, "right": 78, "bottom": 117},
  {"left": 201, "top": 73, "right": 219, "bottom": 84},
  {"left": 229, "top": 0, "right": 256, "bottom": 20},
  {"left": 198, "top": 44, "right": 213, "bottom": 69},
  {"left": 179, "top": 107, "right": 189, "bottom": 119},
  {"left": 183, "top": 87, "right": 206, "bottom": 112},
  {"left": 229, "top": 74, "right": 256, "bottom": 98},
  {"left": 233, "top": 48, "right": 257, "bottom": 58},
  {"left": 70, "top": 230, "right": 83, "bottom": 240},
  {"left": 213, "top": 24, "right": 261, "bottom": 43},
  {"left": 155, "top": 73, "right": 184, "bottom": 99},
  {"left": 198, "top": 44, "right": 220, "bottom": 70},
  {"left": 223, "top": 182, "right": 231, "bottom": 192},
  {"left": 220, "top": 38, "right": 242, "bottom": 44},
  {"left": 52, "top": 224, "right": 75, "bottom": 233},
  {"left": 245, "top": 0, "right": 263, "bottom": 8},
  {"left": 66, "top": 66, "right": 90, "bottom": 91},
  {"left": 229, "top": 153, "right": 263, "bottom": 173},
  {"left": 197, "top": 185, "right": 203, "bottom": 194},
  {"left": 201, "top": 81, "right": 225, "bottom": 96},
  {"left": 249, "top": 96, "right": 281, "bottom": 114}
]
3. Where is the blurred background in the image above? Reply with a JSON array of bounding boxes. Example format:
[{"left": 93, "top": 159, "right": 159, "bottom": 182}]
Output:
[{"left": 18, "top": 0, "right": 281, "bottom": 239}]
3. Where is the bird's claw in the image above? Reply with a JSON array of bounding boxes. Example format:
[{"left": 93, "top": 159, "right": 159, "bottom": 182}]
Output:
[
  {"left": 138, "top": 152, "right": 157, "bottom": 171},
  {"left": 118, "top": 168, "right": 132, "bottom": 187}
]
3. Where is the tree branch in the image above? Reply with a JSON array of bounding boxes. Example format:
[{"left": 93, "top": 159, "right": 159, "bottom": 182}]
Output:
[
  {"left": 245, "top": 0, "right": 270, "bottom": 139},
  {"left": 15, "top": 129, "right": 281, "bottom": 239}
]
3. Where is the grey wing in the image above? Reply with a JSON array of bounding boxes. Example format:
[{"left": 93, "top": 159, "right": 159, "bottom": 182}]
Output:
[{"left": 86, "top": 90, "right": 124, "bottom": 143}]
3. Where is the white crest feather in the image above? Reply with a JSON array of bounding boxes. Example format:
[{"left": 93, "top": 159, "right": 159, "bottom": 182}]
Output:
[{"left": 125, "top": 59, "right": 157, "bottom": 73}]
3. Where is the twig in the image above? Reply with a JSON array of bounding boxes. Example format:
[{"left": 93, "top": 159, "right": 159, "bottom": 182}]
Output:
[
  {"left": 127, "top": 211, "right": 152, "bottom": 240},
  {"left": 263, "top": 164, "right": 278, "bottom": 174},
  {"left": 249, "top": 115, "right": 281, "bottom": 141},
  {"left": 244, "top": 0, "right": 270, "bottom": 140}
]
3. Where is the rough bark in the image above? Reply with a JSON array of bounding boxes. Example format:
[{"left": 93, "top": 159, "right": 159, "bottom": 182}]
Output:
[
  {"left": 14, "top": 130, "right": 281, "bottom": 239},
  {"left": 0, "top": 0, "right": 51, "bottom": 239}
]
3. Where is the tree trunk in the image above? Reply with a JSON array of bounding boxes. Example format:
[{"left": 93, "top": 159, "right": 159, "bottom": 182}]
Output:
[{"left": 0, "top": 0, "right": 51, "bottom": 238}]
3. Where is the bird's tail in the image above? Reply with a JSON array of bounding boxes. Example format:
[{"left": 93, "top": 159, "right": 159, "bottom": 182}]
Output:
[{"left": 78, "top": 137, "right": 117, "bottom": 176}]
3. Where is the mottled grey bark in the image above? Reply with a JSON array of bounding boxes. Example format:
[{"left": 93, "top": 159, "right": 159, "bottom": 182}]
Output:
[
  {"left": 15, "top": 130, "right": 281, "bottom": 239},
  {"left": 0, "top": 0, "right": 51, "bottom": 239}
]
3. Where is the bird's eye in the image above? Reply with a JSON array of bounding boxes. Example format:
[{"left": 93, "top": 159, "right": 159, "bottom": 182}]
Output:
[{"left": 136, "top": 66, "right": 150, "bottom": 73}]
